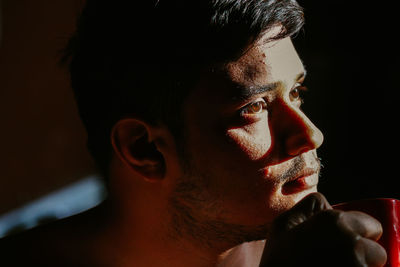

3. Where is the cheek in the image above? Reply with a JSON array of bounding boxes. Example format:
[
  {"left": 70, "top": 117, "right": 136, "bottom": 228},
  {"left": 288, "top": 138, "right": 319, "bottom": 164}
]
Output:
[{"left": 226, "top": 118, "right": 271, "bottom": 160}]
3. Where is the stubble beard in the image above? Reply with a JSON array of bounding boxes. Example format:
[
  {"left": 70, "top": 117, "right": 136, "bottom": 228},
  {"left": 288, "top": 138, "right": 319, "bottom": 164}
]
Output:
[
  {"left": 167, "top": 152, "right": 271, "bottom": 252},
  {"left": 166, "top": 144, "right": 322, "bottom": 252}
]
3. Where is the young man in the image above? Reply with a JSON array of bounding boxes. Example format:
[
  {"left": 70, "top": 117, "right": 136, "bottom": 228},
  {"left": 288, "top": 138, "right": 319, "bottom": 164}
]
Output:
[{"left": 0, "top": 0, "right": 387, "bottom": 266}]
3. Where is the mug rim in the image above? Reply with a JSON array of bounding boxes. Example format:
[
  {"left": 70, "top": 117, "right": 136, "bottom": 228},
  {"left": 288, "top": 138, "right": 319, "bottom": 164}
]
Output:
[{"left": 333, "top": 197, "right": 400, "bottom": 207}]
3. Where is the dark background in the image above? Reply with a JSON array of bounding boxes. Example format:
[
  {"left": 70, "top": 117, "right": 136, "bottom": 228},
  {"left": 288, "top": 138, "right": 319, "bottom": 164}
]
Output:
[
  {"left": 0, "top": 0, "right": 95, "bottom": 215},
  {"left": 0, "top": 1, "right": 399, "bottom": 215},
  {"left": 296, "top": 1, "right": 400, "bottom": 203}
]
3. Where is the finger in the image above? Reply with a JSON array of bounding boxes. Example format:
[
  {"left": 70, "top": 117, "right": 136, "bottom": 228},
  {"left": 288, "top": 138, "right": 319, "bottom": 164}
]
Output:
[
  {"left": 355, "top": 237, "right": 387, "bottom": 267},
  {"left": 261, "top": 193, "right": 332, "bottom": 266},
  {"left": 341, "top": 211, "right": 383, "bottom": 241},
  {"left": 272, "top": 192, "right": 332, "bottom": 233}
]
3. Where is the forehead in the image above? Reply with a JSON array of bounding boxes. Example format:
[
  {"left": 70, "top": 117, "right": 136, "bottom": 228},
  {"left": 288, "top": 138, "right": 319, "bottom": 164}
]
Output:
[
  {"left": 225, "top": 36, "right": 304, "bottom": 91},
  {"left": 187, "top": 34, "right": 305, "bottom": 109}
]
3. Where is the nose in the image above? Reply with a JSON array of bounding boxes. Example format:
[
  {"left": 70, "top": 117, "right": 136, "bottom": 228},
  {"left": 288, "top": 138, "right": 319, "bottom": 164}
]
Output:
[{"left": 271, "top": 99, "right": 324, "bottom": 157}]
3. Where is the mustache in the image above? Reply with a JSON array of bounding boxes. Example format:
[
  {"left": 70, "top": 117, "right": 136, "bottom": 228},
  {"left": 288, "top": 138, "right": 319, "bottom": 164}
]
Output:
[{"left": 277, "top": 155, "right": 322, "bottom": 183}]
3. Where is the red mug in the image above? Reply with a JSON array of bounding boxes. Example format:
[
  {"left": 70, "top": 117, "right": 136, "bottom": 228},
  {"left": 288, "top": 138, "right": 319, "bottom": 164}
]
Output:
[{"left": 333, "top": 198, "right": 400, "bottom": 267}]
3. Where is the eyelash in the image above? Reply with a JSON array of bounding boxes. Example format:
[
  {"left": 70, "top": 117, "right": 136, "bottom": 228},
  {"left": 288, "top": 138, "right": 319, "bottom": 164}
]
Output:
[
  {"left": 290, "top": 83, "right": 308, "bottom": 104},
  {"left": 240, "top": 83, "right": 307, "bottom": 115},
  {"left": 240, "top": 99, "right": 267, "bottom": 115}
]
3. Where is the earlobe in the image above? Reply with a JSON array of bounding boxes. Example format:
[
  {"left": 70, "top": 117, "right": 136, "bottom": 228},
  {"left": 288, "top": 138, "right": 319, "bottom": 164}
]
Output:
[{"left": 111, "top": 118, "right": 166, "bottom": 181}]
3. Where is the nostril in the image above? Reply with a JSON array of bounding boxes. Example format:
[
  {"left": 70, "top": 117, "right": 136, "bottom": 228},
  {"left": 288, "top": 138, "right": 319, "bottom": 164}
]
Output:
[
  {"left": 286, "top": 134, "right": 311, "bottom": 156},
  {"left": 285, "top": 127, "right": 323, "bottom": 156},
  {"left": 271, "top": 99, "right": 324, "bottom": 157}
]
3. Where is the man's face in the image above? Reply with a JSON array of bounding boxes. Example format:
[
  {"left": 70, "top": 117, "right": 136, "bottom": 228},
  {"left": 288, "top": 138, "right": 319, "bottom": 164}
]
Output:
[{"left": 169, "top": 29, "right": 323, "bottom": 247}]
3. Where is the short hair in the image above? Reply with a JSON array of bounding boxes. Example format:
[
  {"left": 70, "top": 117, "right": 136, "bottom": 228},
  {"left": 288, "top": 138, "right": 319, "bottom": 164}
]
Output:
[{"left": 64, "top": 0, "right": 305, "bottom": 177}]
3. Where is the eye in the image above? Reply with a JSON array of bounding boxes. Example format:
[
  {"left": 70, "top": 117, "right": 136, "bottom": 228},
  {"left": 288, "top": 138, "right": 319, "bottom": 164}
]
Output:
[
  {"left": 240, "top": 99, "right": 267, "bottom": 115},
  {"left": 290, "top": 83, "right": 307, "bottom": 103}
]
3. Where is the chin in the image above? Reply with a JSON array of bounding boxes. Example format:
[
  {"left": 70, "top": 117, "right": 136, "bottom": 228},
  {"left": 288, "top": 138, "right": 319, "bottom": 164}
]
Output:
[
  {"left": 289, "top": 185, "right": 318, "bottom": 204},
  {"left": 268, "top": 183, "right": 319, "bottom": 217}
]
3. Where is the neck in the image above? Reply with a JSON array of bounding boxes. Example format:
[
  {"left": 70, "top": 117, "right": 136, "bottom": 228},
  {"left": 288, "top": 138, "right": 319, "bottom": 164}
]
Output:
[
  {"left": 80, "top": 190, "right": 266, "bottom": 267},
  {"left": 89, "top": 161, "right": 264, "bottom": 267},
  {"left": 89, "top": 198, "right": 230, "bottom": 267}
]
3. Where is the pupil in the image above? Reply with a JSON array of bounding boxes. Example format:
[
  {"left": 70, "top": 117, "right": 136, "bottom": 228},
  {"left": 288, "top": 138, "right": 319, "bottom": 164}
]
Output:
[
  {"left": 292, "top": 89, "right": 299, "bottom": 99},
  {"left": 252, "top": 102, "right": 261, "bottom": 112}
]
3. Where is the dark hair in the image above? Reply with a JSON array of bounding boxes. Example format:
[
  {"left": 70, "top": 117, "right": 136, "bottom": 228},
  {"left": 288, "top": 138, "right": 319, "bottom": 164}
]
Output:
[{"left": 64, "top": 0, "right": 304, "bottom": 178}]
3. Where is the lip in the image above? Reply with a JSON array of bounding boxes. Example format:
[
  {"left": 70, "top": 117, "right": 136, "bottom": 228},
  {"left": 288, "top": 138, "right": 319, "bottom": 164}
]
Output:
[
  {"left": 282, "top": 168, "right": 318, "bottom": 195},
  {"left": 287, "top": 168, "right": 318, "bottom": 183}
]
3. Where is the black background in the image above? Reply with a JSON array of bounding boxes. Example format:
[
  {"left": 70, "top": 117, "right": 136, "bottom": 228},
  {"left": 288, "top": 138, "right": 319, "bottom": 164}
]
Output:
[{"left": 295, "top": 1, "right": 400, "bottom": 204}]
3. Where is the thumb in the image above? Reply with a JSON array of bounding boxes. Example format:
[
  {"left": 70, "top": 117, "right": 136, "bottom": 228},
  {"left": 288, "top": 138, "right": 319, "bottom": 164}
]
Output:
[
  {"left": 259, "top": 193, "right": 332, "bottom": 267},
  {"left": 270, "top": 192, "right": 332, "bottom": 235}
]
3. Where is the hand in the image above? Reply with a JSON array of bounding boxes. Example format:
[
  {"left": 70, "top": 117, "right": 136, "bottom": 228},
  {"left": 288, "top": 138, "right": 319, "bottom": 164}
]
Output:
[{"left": 259, "top": 193, "right": 387, "bottom": 267}]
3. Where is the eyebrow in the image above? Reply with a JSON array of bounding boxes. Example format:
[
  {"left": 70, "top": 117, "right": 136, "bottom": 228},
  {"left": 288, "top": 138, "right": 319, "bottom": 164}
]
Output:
[
  {"left": 296, "top": 70, "right": 307, "bottom": 82},
  {"left": 232, "top": 70, "right": 306, "bottom": 101},
  {"left": 234, "top": 82, "right": 280, "bottom": 101}
]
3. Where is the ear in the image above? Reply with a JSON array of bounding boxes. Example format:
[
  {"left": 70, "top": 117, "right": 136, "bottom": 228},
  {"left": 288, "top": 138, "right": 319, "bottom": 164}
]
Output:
[{"left": 111, "top": 118, "right": 168, "bottom": 182}]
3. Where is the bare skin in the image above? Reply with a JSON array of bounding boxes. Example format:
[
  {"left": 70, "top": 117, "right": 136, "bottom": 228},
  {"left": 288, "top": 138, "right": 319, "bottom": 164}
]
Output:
[
  {"left": 259, "top": 193, "right": 386, "bottom": 267},
  {"left": 0, "top": 28, "right": 387, "bottom": 266}
]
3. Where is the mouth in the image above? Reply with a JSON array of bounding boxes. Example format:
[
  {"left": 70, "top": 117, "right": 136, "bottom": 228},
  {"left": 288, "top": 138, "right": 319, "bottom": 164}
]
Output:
[{"left": 281, "top": 168, "right": 318, "bottom": 195}]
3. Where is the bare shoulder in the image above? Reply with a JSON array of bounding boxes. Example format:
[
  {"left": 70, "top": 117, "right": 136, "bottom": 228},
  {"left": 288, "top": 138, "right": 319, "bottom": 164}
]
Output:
[
  {"left": 0, "top": 210, "right": 99, "bottom": 267},
  {"left": 0, "top": 222, "right": 65, "bottom": 266}
]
